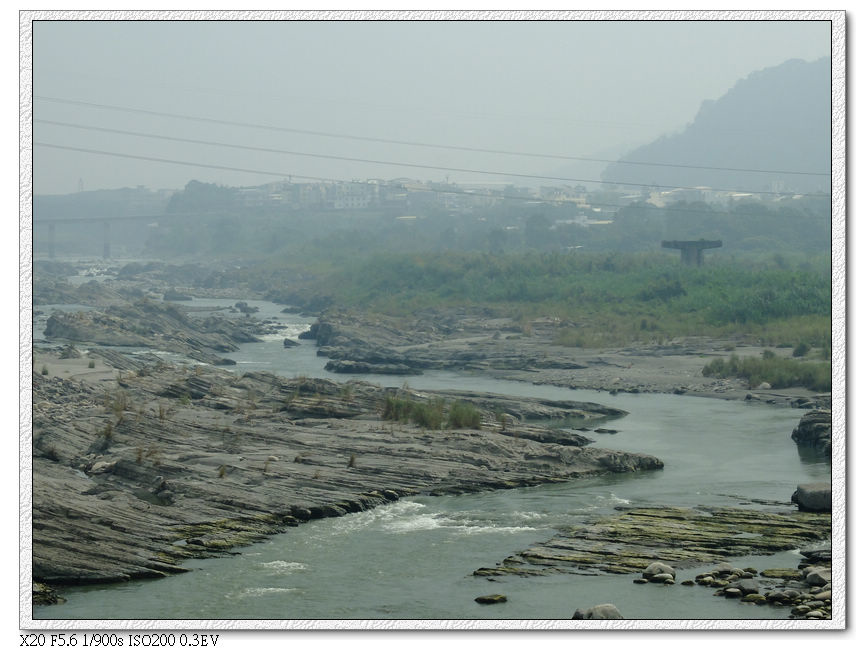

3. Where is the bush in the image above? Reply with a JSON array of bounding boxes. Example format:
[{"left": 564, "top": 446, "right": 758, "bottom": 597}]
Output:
[
  {"left": 702, "top": 353, "right": 831, "bottom": 392},
  {"left": 382, "top": 395, "right": 444, "bottom": 429},
  {"left": 793, "top": 342, "right": 811, "bottom": 357},
  {"left": 447, "top": 401, "right": 482, "bottom": 429}
]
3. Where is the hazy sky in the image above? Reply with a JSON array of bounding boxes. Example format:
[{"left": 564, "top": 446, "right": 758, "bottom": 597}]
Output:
[{"left": 29, "top": 16, "right": 831, "bottom": 195}]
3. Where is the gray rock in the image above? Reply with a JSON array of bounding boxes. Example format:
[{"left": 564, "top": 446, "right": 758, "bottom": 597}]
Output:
[
  {"left": 804, "top": 567, "right": 831, "bottom": 586},
  {"left": 475, "top": 594, "right": 507, "bottom": 605},
  {"left": 791, "top": 409, "right": 831, "bottom": 456},
  {"left": 735, "top": 578, "right": 761, "bottom": 596},
  {"left": 792, "top": 482, "right": 831, "bottom": 512},
  {"left": 572, "top": 604, "right": 623, "bottom": 620},
  {"left": 643, "top": 561, "right": 676, "bottom": 580},
  {"left": 649, "top": 572, "right": 674, "bottom": 583}
]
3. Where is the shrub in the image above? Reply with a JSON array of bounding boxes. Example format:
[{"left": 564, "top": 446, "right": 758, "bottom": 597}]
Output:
[
  {"left": 447, "top": 401, "right": 482, "bottom": 429},
  {"left": 793, "top": 342, "right": 811, "bottom": 357},
  {"left": 702, "top": 353, "right": 831, "bottom": 392},
  {"left": 382, "top": 395, "right": 444, "bottom": 429}
]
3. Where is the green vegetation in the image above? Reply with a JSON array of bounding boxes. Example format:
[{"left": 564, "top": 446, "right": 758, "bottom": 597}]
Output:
[
  {"left": 306, "top": 251, "right": 830, "bottom": 348},
  {"left": 382, "top": 395, "right": 483, "bottom": 430},
  {"left": 701, "top": 352, "right": 831, "bottom": 392},
  {"left": 382, "top": 395, "right": 445, "bottom": 430},
  {"left": 447, "top": 401, "right": 483, "bottom": 429}
]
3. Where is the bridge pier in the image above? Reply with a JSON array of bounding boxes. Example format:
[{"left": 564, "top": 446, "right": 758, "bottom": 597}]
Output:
[
  {"left": 661, "top": 239, "right": 722, "bottom": 266},
  {"left": 102, "top": 221, "right": 110, "bottom": 259}
]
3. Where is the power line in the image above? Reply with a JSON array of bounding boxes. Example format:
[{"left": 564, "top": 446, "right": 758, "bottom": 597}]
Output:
[
  {"left": 33, "top": 141, "right": 827, "bottom": 221},
  {"left": 34, "top": 121, "right": 827, "bottom": 198},
  {"left": 34, "top": 96, "right": 829, "bottom": 178}
]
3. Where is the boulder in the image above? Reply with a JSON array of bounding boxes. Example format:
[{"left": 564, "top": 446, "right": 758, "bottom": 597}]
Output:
[
  {"left": 791, "top": 409, "right": 831, "bottom": 456},
  {"left": 642, "top": 561, "right": 676, "bottom": 580},
  {"left": 804, "top": 567, "right": 831, "bottom": 587},
  {"left": 283, "top": 338, "right": 300, "bottom": 348},
  {"left": 475, "top": 594, "right": 507, "bottom": 605},
  {"left": 572, "top": 604, "right": 623, "bottom": 620},
  {"left": 791, "top": 482, "right": 831, "bottom": 512},
  {"left": 735, "top": 578, "right": 761, "bottom": 596},
  {"left": 648, "top": 572, "right": 674, "bottom": 583}
]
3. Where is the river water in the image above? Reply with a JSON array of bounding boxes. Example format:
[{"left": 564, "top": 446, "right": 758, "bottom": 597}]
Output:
[{"left": 33, "top": 298, "right": 831, "bottom": 622}]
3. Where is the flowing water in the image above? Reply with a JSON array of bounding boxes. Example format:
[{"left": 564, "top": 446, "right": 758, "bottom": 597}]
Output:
[{"left": 33, "top": 298, "right": 831, "bottom": 621}]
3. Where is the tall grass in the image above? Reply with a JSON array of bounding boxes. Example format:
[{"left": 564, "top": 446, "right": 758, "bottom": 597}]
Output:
[
  {"left": 382, "top": 395, "right": 482, "bottom": 430},
  {"left": 702, "top": 353, "right": 831, "bottom": 392},
  {"left": 314, "top": 251, "right": 830, "bottom": 347}
]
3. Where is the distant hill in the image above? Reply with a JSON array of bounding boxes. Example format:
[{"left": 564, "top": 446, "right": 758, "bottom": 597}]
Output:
[{"left": 601, "top": 57, "right": 831, "bottom": 194}]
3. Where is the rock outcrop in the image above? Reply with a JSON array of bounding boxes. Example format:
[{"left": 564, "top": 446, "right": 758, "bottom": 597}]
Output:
[
  {"left": 792, "top": 482, "right": 832, "bottom": 512},
  {"left": 474, "top": 506, "right": 830, "bottom": 578},
  {"left": 32, "top": 354, "right": 661, "bottom": 588},
  {"left": 791, "top": 410, "right": 832, "bottom": 457},
  {"left": 43, "top": 299, "right": 262, "bottom": 365}
]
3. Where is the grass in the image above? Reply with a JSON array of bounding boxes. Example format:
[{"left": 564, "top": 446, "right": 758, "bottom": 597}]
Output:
[
  {"left": 447, "top": 401, "right": 482, "bottom": 429},
  {"left": 383, "top": 395, "right": 482, "bottom": 430},
  {"left": 296, "top": 251, "right": 831, "bottom": 350},
  {"left": 702, "top": 353, "right": 831, "bottom": 392}
]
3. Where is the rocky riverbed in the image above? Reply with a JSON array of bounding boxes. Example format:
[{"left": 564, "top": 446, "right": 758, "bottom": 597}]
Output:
[
  {"left": 28, "top": 261, "right": 834, "bottom": 618},
  {"left": 474, "top": 505, "right": 831, "bottom": 619},
  {"left": 300, "top": 308, "right": 830, "bottom": 409},
  {"left": 31, "top": 347, "right": 663, "bottom": 589}
]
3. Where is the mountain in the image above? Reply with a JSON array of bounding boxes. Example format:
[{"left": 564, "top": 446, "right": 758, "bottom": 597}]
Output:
[{"left": 600, "top": 57, "right": 831, "bottom": 195}]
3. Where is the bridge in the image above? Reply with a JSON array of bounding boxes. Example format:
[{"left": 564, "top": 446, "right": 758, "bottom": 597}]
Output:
[
  {"left": 661, "top": 239, "right": 722, "bottom": 266},
  {"left": 34, "top": 213, "right": 223, "bottom": 259}
]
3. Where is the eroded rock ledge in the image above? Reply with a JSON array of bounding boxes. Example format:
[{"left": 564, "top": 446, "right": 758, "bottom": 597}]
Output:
[
  {"left": 32, "top": 355, "right": 660, "bottom": 588},
  {"left": 474, "top": 506, "right": 830, "bottom": 578}
]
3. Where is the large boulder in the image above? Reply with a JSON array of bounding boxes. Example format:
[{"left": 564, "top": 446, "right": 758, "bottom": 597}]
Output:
[
  {"left": 791, "top": 482, "right": 831, "bottom": 512},
  {"left": 572, "top": 604, "right": 624, "bottom": 620},
  {"left": 642, "top": 561, "right": 676, "bottom": 580},
  {"left": 791, "top": 409, "right": 831, "bottom": 456}
]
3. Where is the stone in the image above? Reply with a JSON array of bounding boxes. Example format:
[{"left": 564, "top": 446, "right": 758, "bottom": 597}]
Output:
[
  {"left": 475, "top": 594, "right": 507, "bottom": 605},
  {"left": 572, "top": 604, "right": 623, "bottom": 620},
  {"left": 804, "top": 567, "right": 831, "bottom": 586},
  {"left": 643, "top": 561, "right": 676, "bottom": 580},
  {"left": 791, "top": 409, "right": 831, "bottom": 456},
  {"left": 649, "top": 572, "right": 675, "bottom": 583},
  {"left": 283, "top": 338, "right": 299, "bottom": 348},
  {"left": 713, "top": 562, "right": 737, "bottom": 575},
  {"left": 813, "top": 590, "right": 831, "bottom": 601},
  {"left": 791, "top": 605, "right": 812, "bottom": 616},
  {"left": 791, "top": 482, "right": 831, "bottom": 512},
  {"left": 723, "top": 588, "right": 742, "bottom": 598},
  {"left": 735, "top": 578, "right": 761, "bottom": 596},
  {"left": 742, "top": 594, "right": 767, "bottom": 604}
]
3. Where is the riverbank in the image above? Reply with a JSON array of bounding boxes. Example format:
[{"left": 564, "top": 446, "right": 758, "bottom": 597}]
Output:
[{"left": 300, "top": 307, "right": 830, "bottom": 408}]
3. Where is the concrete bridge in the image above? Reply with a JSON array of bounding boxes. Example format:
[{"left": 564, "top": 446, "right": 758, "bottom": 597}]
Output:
[
  {"left": 661, "top": 239, "right": 722, "bottom": 266},
  {"left": 35, "top": 213, "right": 218, "bottom": 259}
]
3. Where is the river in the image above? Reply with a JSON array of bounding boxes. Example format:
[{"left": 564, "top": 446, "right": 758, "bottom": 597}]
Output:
[{"left": 33, "top": 298, "right": 830, "bottom": 621}]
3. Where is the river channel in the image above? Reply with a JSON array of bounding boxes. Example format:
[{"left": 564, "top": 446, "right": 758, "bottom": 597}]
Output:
[{"left": 33, "top": 298, "right": 831, "bottom": 621}]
